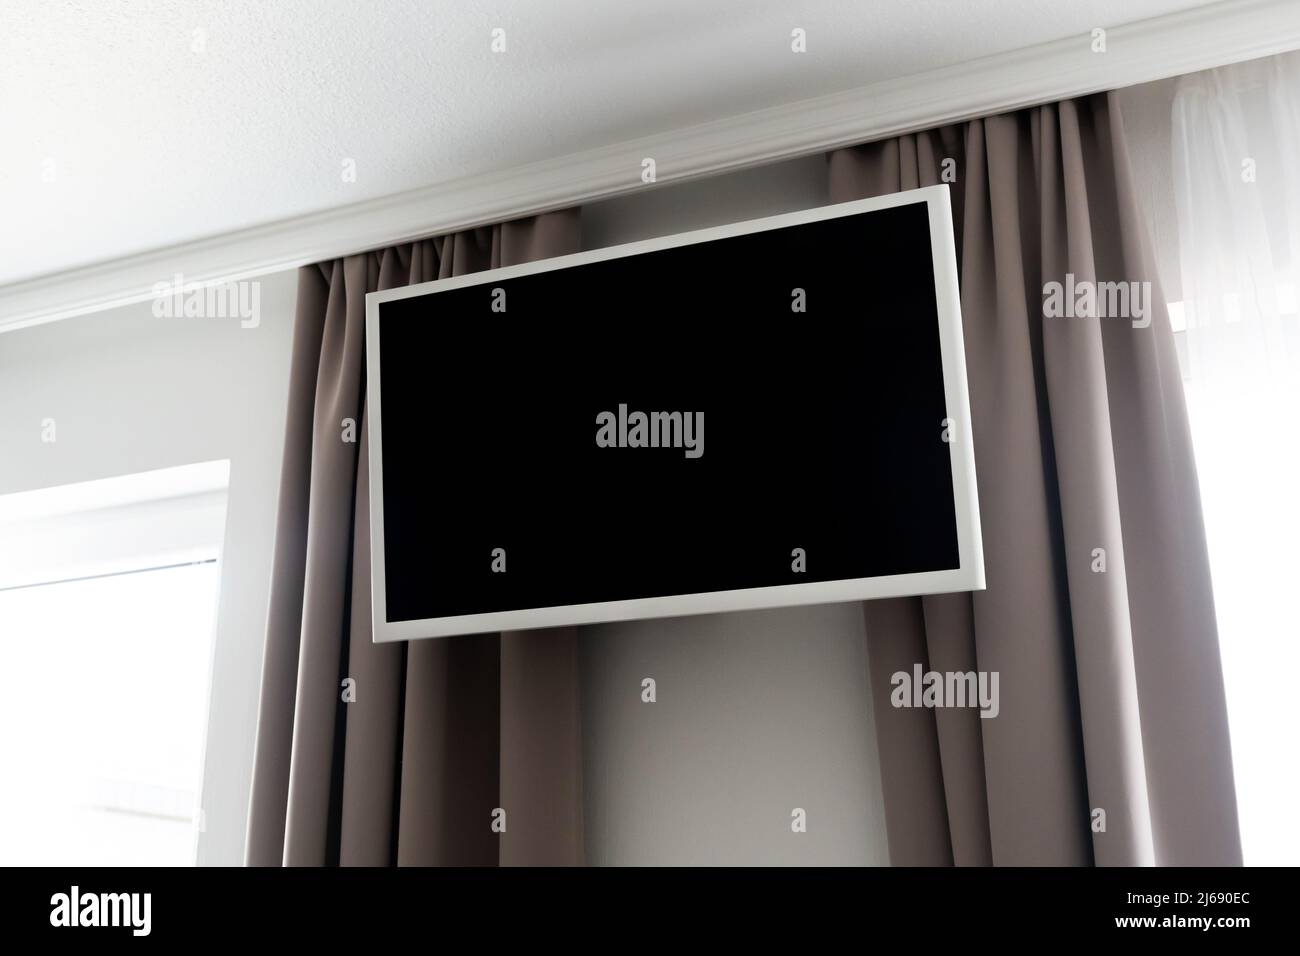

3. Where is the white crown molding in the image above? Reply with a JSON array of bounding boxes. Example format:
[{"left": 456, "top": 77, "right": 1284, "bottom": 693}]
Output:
[{"left": 4, "top": 0, "right": 1299, "bottom": 332}]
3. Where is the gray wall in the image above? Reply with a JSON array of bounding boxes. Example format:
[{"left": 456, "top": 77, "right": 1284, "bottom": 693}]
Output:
[
  {"left": 581, "top": 603, "right": 888, "bottom": 865},
  {"left": 0, "top": 272, "right": 297, "bottom": 866},
  {"left": 578, "top": 154, "right": 891, "bottom": 865}
]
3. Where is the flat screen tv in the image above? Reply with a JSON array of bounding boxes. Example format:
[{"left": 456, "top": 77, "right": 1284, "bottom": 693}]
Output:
[{"left": 366, "top": 184, "right": 982, "bottom": 641}]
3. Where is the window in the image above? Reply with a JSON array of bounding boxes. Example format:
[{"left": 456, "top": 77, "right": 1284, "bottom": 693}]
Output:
[
  {"left": 0, "top": 462, "right": 228, "bottom": 865},
  {"left": 1163, "top": 51, "right": 1300, "bottom": 865},
  {"left": 1174, "top": 307, "right": 1300, "bottom": 867}
]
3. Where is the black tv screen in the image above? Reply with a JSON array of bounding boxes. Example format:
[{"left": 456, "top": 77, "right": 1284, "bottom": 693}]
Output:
[{"left": 366, "top": 185, "right": 982, "bottom": 640}]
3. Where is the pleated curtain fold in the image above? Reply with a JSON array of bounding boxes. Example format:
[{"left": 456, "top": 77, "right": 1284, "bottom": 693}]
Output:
[
  {"left": 246, "top": 212, "right": 586, "bottom": 866},
  {"left": 831, "top": 92, "right": 1240, "bottom": 866}
]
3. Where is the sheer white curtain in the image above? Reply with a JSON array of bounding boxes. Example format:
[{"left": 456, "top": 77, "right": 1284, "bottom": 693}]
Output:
[{"left": 1171, "top": 51, "right": 1300, "bottom": 866}]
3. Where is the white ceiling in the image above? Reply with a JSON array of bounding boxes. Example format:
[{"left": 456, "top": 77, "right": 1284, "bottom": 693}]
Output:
[{"left": 1, "top": 0, "right": 1221, "bottom": 286}]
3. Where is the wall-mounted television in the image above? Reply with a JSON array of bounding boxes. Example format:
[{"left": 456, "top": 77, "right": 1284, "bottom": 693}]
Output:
[{"left": 366, "top": 184, "right": 982, "bottom": 641}]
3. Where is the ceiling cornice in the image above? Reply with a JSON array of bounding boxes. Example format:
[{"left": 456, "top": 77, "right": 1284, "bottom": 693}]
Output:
[{"left": 4, "top": 0, "right": 1299, "bottom": 332}]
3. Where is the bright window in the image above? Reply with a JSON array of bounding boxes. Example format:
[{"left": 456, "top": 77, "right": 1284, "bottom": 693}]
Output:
[
  {"left": 0, "top": 462, "right": 228, "bottom": 865},
  {"left": 1175, "top": 310, "right": 1300, "bottom": 867},
  {"left": 1159, "top": 50, "right": 1300, "bottom": 865}
]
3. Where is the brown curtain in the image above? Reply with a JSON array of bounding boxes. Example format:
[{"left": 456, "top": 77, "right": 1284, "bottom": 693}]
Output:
[
  {"left": 245, "top": 93, "right": 1241, "bottom": 869},
  {"left": 833, "top": 93, "right": 1242, "bottom": 865},
  {"left": 246, "top": 211, "right": 585, "bottom": 866}
]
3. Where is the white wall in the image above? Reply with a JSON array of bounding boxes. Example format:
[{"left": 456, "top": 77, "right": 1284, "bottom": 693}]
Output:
[
  {"left": 0, "top": 270, "right": 297, "bottom": 866},
  {"left": 579, "top": 154, "right": 891, "bottom": 865}
]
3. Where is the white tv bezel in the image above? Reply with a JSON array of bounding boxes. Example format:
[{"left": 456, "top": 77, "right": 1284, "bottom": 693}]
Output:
[{"left": 365, "top": 184, "right": 983, "bottom": 642}]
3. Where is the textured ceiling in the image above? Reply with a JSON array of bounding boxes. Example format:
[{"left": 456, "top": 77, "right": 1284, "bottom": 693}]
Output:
[{"left": 1, "top": 0, "right": 1217, "bottom": 285}]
